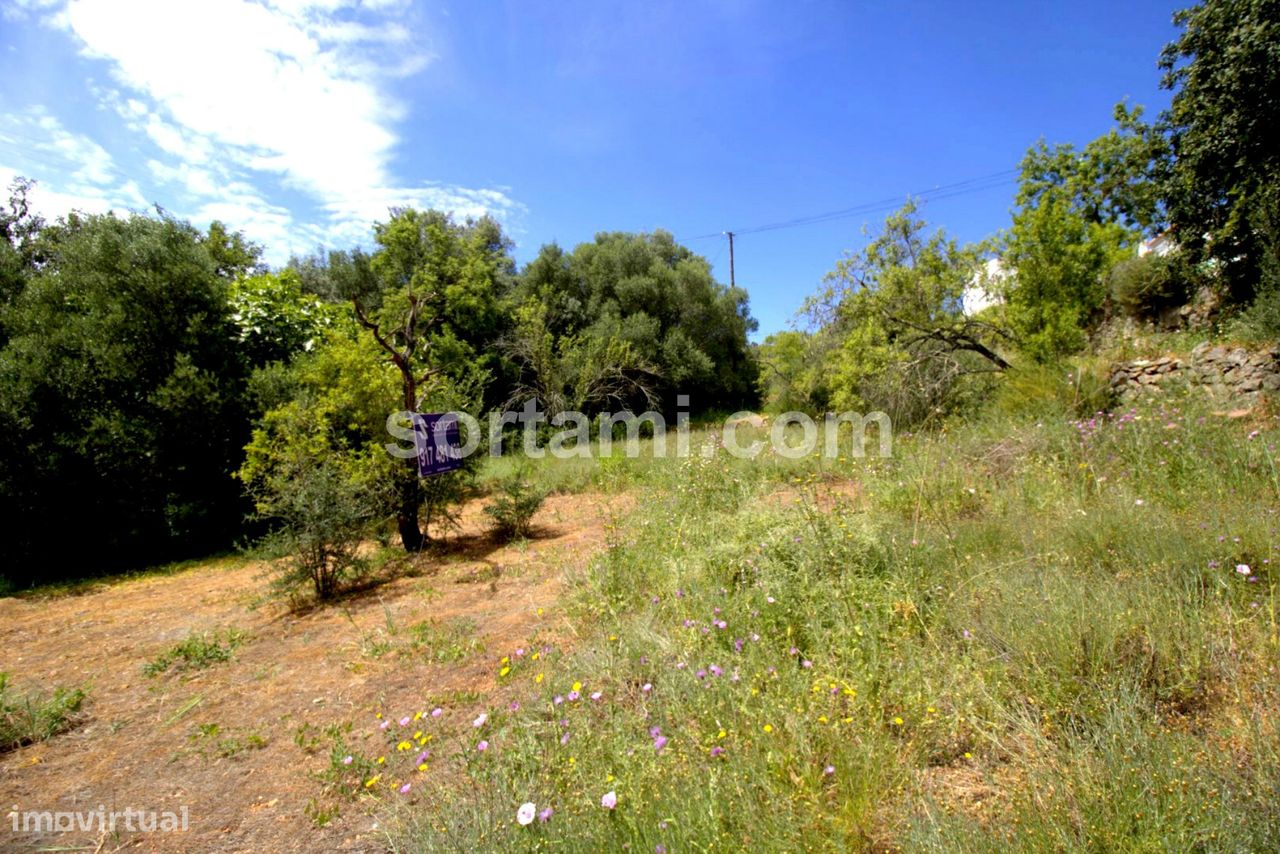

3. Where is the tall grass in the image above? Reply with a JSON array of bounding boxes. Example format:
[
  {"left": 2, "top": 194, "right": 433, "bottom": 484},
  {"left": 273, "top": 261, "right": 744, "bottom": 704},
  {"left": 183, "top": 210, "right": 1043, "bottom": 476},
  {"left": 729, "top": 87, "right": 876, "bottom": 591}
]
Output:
[{"left": 377, "top": 388, "right": 1279, "bottom": 851}]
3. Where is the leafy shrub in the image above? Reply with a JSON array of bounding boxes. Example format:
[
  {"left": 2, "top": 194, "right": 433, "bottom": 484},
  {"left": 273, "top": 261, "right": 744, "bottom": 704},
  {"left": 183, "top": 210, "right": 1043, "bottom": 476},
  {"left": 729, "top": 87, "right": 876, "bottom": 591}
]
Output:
[
  {"left": 143, "top": 628, "right": 247, "bottom": 676},
  {"left": 1108, "top": 252, "right": 1199, "bottom": 320},
  {"left": 251, "top": 458, "right": 378, "bottom": 602},
  {"left": 0, "top": 672, "right": 85, "bottom": 751},
  {"left": 484, "top": 468, "right": 547, "bottom": 540}
]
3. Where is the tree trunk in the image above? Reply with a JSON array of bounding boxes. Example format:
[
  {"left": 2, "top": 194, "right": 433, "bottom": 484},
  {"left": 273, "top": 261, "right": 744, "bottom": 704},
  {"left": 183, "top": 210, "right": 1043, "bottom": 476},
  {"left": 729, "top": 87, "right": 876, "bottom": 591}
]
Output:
[{"left": 396, "top": 465, "right": 425, "bottom": 552}]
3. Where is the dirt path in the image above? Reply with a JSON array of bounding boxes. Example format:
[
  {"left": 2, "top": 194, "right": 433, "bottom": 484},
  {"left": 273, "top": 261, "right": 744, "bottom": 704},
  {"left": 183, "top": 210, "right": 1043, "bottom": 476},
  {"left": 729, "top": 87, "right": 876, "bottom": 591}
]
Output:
[{"left": 1, "top": 492, "right": 631, "bottom": 852}]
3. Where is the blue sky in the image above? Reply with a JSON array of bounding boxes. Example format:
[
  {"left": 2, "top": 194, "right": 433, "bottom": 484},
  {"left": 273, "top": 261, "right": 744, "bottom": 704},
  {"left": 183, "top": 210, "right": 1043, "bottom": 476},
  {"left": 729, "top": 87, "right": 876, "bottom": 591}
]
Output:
[{"left": 0, "top": 0, "right": 1183, "bottom": 337}]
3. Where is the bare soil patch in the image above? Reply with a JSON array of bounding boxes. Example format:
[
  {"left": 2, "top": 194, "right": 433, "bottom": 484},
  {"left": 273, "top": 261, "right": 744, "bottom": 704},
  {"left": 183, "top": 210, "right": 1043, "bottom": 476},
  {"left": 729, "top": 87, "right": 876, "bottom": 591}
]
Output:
[{"left": 0, "top": 492, "right": 631, "bottom": 852}]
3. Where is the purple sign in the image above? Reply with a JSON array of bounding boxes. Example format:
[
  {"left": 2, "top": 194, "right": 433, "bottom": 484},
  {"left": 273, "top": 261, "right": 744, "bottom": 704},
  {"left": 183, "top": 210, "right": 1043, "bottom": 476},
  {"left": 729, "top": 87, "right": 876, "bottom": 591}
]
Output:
[{"left": 412, "top": 412, "right": 464, "bottom": 477}]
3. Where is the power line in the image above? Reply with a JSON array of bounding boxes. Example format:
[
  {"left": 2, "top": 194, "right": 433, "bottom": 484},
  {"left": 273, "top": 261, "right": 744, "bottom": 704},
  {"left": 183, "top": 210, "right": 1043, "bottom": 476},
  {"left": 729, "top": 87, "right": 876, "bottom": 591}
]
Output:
[{"left": 679, "top": 168, "right": 1018, "bottom": 241}]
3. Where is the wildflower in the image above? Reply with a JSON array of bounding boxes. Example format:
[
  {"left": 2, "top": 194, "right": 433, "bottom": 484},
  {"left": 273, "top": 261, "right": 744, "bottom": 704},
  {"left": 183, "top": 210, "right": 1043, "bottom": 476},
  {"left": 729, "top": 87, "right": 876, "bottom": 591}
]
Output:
[
  {"left": 802, "top": 659, "right": 813, "bottom": 669},
  {"left": 365, "top": 775, "right": 380, "bottom": 788},
  {"left": 601, "top": 791, "right": 618, "bottom": 810},
  {"left": 767, "top": 596, "right": 776, "bottom": 604},
  {"left": 823, "top": 765, "right": 835, "bottom": 776},
  {"left": 535, "top": 673, "right": 545, "bottom": 683},
  {"left": 715, "top": 620, "right": 727, "bottom": 630},
  {"left": 762, "top": 723, "right": 773, "bottom": 733},
  {"left": 650, "top": 725, "right": 662, "bottom": 738},
  {"left": 560, "top": 732, "right": 571, "bottom": 745},
  {"left": 431, "top": 708, "right": 443, "bottom": 718},
  {"left": 517, "top": 802, "right": 536, "bottom": 825},
  {"left": 515, "top": 647, "right": 526, "bottom": 657},
  {"left": 642, "top": 683, "right": 653, "bottom": 693},
  {"left": 710, "top": 746, "right": 726, "bottom": 758},
  {"left": 499, "top": 666, "right": 511, "bottom": 677},
  {"left": 539, "top": 806, "right": 554, "bottom": 822},
  {"left": 591, "top": 691, "right": 603, "bottom": 701},
  {"left": 477, "top": 740, "right": 489, "bottom": 752},
  {"left": 379, "top": 720, "right": 391, "bottom": 730},
  {"left": 568, "top": 691, "right": 581, "bottom": 702},
  {"left": 653, "top": 735, "right": 668, "bottom": 753},
  {"left": 509, "top": 701, "right": 520, "bottom": 711},
  {"left": 1134, "top": 499, "right": 1145, "bottom": 506},
  {"left": 1237, "top": 564, "right": 1251, "bottom": 575},
  {"left": 397, "top": 740, "right": 412, "bottom": 751},
  {"left": 400, "top": 783, "right": 411, "bottom": 794},
  {"left": 709, "top": 664, "right": 723, "bottom": 677},
  {"left": 399, "top": 716, "right": 410, "bottom": 726},
  {"left": 892, "top": 717, "right": 904, "bottom": 726},
  {"left": 789, "top": 646, "right": 798, "bottom": 656},
  {"left": 341, "top": 755, "right": 353, "bottom": 765},
  {"left": 962, "top": 630, "right": 972, "bottom": 640},
  {"left": 554, "top": 695, "right": 565, "bottom": 705},
  {"left": 474, "top": 713, "right": 488, "bottom": 728}
]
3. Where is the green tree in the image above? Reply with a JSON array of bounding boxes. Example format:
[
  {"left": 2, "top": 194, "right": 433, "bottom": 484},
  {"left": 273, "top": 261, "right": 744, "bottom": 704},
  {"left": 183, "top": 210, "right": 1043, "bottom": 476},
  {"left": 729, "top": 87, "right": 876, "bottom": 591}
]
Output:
[
  {"left": 516, "top": 231, "right": 758, "bottom": 412},
  {"left": 755, "top": 330, "right": 829, "bottom": 413},
  {"left": 345, "top": 208, "right": 513, "bottom": 551},
  {"left": 1003, "top": 194, "right": 1133, "bottom": 361},
  {"left": 1017, "top": 103, "right": 1168, "bottom": 233},
  {"left": 228, "top": 269, "right": 342, "bottom": 367},
  {"left": 811, "top": 202, "right": 1009, "bottom": 424},
  {"left": 1158, "top": 0, "right": 1280, "bottom": 300},
  {"left": 0, "top": 211, "right": 251, "bottom": 582},
  {"left": 502, "top": 299, "right": 659, "bottom": 420}
]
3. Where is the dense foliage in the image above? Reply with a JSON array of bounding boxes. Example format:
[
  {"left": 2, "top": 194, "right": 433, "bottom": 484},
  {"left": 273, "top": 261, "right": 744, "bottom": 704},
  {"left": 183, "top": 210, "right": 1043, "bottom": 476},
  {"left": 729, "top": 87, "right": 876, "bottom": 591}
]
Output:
[
  {"left": 0, "top": 206, "right": 252, "bottom": 584},
  {"left": 0, "top": 190, "right": 759, "bottom": 588},
  {"left": 1158, "top": 0, "right": 1280, "bottom": 301},
  {"left": 2, "top": 0, "right": 1277, "bottom": 590}
]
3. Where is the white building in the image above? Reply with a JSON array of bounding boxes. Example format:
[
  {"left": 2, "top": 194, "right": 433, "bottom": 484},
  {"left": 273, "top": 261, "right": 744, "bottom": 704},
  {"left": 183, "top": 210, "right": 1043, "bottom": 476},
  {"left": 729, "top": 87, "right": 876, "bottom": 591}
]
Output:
[{"left": 962, "top": 257, "right": 1009, "bottom": 316}]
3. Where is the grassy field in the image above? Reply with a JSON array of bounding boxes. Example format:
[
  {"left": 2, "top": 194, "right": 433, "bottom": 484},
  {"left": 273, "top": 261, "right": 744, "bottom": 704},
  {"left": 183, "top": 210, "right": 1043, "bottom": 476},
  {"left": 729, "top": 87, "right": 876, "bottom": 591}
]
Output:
[
  {"left": 370, "top": 387, "right": 1280, "bottom": 851},
  {"left": 3, "top": 375, "right": 1277, "bottom": 851}
]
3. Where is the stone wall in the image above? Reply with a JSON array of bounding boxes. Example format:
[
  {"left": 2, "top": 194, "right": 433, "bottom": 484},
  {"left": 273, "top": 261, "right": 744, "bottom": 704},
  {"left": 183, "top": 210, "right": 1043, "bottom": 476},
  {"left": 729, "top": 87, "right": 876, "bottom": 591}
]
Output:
[{"left": 1109, "top": 342, "right": 1280, "bottom": 403}]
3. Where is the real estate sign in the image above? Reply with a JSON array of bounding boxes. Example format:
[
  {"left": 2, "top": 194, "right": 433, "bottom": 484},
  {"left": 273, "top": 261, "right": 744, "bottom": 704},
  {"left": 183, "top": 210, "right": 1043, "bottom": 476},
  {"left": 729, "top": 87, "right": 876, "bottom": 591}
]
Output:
[{"left": 413, "top": 412, "right": 464, "bottom": 477}]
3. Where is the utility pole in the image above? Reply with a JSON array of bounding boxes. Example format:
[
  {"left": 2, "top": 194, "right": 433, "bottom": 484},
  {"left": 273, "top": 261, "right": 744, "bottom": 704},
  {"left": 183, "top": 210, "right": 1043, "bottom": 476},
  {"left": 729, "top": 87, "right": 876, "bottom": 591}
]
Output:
[{"left": 725, "top": 231, "right": 735, "bottom": 289}]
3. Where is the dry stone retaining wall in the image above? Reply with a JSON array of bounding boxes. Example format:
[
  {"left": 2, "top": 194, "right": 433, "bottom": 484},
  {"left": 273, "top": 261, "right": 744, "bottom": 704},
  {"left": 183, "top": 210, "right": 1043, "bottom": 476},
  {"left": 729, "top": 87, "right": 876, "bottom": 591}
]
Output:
[{"left": 1109, "top": 342, "right": 1280, "bottom": 403}]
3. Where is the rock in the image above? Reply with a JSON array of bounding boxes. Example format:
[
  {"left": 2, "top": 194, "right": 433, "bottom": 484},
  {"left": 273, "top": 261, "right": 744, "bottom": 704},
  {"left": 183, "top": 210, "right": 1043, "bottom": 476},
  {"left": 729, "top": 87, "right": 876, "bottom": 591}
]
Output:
[{"left": 1238, "top": 377, "right": 1262, "bottom": 393}]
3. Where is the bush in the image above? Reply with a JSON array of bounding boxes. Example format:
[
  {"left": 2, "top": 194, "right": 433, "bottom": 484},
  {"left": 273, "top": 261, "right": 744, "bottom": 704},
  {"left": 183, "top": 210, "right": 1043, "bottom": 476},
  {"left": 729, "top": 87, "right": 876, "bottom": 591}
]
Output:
[
  {"left": 0, "top": 672, "right": 85, "bottom": 752},
  {"left": 484, "top": 468, "right": 547, "bottom": 540},
  {"left": 1108, "top": 252, "right": 1198, "bottom": 321},
  {"left": 254, "top": 459, "right": 376, "bottom": 602}
]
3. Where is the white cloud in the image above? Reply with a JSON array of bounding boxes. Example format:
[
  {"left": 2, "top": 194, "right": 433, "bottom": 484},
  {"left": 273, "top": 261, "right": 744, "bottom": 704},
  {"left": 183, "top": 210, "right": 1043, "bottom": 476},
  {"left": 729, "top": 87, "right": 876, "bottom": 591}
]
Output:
[
  {"left": 21, "top": 0, "right": 523, "bottom": 262},
  {"left": 0, "top": 107, "right": 146, "bottom": 218}
]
